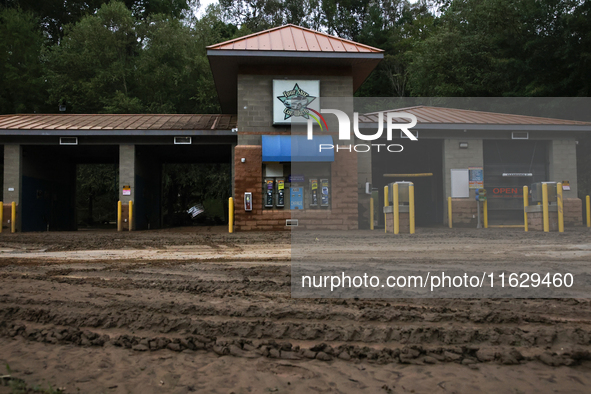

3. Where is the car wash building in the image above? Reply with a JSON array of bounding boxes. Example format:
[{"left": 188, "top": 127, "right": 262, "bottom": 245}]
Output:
[{"left": 0, "top": 24, "right": 588, "bottom": 232}]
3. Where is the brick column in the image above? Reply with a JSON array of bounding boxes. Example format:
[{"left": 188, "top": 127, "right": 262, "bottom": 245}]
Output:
[
  {"left": 234, "top": 145, "right": 263, "bottom": 231},
  {"left": 549, "top": 139, "right": 578, "bottom": 198},
  {"left": 119, "top": 144, "right": 135, "bottom": 204},
  {"left": 3, "top": 144, "right": 21, "bottom": 231}
]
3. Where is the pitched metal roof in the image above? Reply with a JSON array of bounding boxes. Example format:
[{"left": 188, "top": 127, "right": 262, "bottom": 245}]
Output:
[
  {"left": 207, "top": 25, "right": 384, "bottom": 114},
  {"left": 207, "top": 24, "right": 383, "bottom": 53},
  {"left": 359, "top": 106, "right": 591, "bottom": 126},
  {"left": 0, "top": 114, "right": 237, "bottom": 131}
]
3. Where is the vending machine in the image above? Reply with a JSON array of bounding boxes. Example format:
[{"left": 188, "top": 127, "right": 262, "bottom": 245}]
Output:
[
  {"left": 265, "top": 179, "right": 274, "bottom": 208},
  {"left": 320, "top": 179, "right": 329, "bottom": 207},
  {"left": 290, "top": 187, "right": 303, "bottom": 210},
  {"left": 276, "top": 178, "right": 285, "bottom": 208},
  {"left": 309, "top": 178, "right": 318, "bottom": 207}
]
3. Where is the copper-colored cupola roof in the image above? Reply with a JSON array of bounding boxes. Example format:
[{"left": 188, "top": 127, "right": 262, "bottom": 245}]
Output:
[
  {"left": 207, "top": 24, "right": 383, "bottom": 53},
  {"left": 207, "top": 24, "right": 384, "bottom": 113}
]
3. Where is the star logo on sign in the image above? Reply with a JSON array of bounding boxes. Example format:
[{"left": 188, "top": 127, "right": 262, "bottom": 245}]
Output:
[{"left": 277, "top": 84, "right": 316, "bottom": 120}]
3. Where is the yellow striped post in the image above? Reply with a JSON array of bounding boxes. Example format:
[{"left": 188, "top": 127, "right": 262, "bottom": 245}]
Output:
[
  {"left": 384, "top": 186, "right": 389, "bottom": 233},
  {"left": 542, "top": 183, "right": 549, "bottom": 232},
  {"left": 11, "top": 202, "right": 16, "bottom": 233},
  {"left": 369, "top": 197, "right": 374, "bottom": 230},
  {"left": 409, "top": 183, "right": 415, "bottom": 234},
  {"left": 128, "top": 200, "right": 133, "bottom": 232},
  {"left": 117, "top": 201, "right": 122, "bottom": 232},
  {"left": 448, "top": 196, "right": 452, "bottom": 228},
  {"left": 229, "top": 197, "right": 234, "bottom": 233},
  {"left": 587, "top": 195, "right": 590, "bottom": 228},
  {"left": 393, "top": 183, "right": 399, "bottom": 235},
  {"left": 483, "top": 199, "right": 488, "bottom": 229},
  {"left": 523, "top": 186, "right": 529, "bottom": 232},
  {"left": 557, "top": 183, "right": 564, "bottom": 233}
]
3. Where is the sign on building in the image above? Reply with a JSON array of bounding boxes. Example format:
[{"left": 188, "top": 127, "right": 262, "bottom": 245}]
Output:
[
  {"left": 469, "top": 166, "right": 484, "bottom": 189},
  {"left": 273, "top": 80, "right": 320, "bottom": 125}
]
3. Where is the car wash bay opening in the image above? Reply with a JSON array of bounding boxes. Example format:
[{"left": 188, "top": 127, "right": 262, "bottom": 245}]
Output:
[{"left": 0, "top": 114, "right": 236, "bottom": 232}]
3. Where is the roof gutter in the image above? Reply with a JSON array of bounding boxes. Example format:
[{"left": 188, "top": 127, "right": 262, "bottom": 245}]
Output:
[
  {"left": 207, "top": 50, "right": 383, "bottom": 60},
  {"left": 358, "top": 123, "right": 591, "bottom": 132},
  {"left": 0, "top": 129, "right": 237, "bottom": 136}
]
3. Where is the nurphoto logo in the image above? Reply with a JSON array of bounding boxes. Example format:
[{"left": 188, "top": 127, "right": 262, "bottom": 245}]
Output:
[{"left": 305, "top": 109, "right": 418, "bottom": 153}]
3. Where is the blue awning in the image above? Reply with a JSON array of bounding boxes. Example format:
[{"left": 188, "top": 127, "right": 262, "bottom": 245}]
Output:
[{"left": 262, "top": 135, "right": 334, "bottom": 162}]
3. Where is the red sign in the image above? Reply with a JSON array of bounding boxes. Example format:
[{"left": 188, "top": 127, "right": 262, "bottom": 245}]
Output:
[{"left": 490, "top": 187, "right": 523, "bottom": 198}]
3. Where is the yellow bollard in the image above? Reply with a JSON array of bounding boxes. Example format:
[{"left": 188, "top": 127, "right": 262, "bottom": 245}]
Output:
[
  {"left": 393, "top": 183, "right": 399, "bottom": 235},
  {"left": 448, "top": 196, "right": 452, "bottom": 228},
  {"left": 587, "top": 195, "right": 590, "bottom": 228},
  {"left": 409, "top": 183, "right": 415, "bottom": 234},
  {"left": 523, "top": 186, "right": 529, "bottom": 232},
  {"left": 0, "top": 201, "right": 3, "bottom": 233},
  {"left": 128, "top": 200, "right": 133, "bottom": 232},
  {"left": 384, "top": 186, "right": 389, "bottom": 233},
  {"left": 11, "top": 201, "right": 16, "bottom": 233},
  {"left": 483, "top": 199, "right": 488, "bottom": 229},
  {"left": 369, "top": 197, "right": 374, "bottom": 230},
  {"left": 117, "top": 201, "right": 122, "bottom": 232},
  {"left": 542, "top": 183, "right": 549, "bottom": 232},
  {"left": 557, "top": 183, "right": 564, "bottom": 233},
  {"left": 229, "top": 197, "right": 234, "bottom": 233}
]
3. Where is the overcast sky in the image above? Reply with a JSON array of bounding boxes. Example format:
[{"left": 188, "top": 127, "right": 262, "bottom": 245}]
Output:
[{"left": 196, "top": 0, "right": 218, "bottom": 17}]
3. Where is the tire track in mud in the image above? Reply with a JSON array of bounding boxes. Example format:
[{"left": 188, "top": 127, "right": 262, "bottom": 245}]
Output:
[
  {"left": 2, "top": 260, "right": 591, "bottom": 367},
  {"left": 1, "top": 228, "right": 591, "bottom": 367}
]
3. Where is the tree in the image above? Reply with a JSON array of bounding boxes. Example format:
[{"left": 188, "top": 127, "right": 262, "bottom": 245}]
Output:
[
  {"left": 1, "top": 0, "right": 197, "bottom": 42},
  {"left": 45, "top": 1, "right": 240, "bottom": 114},
  {"left": 407, "top": 0, "right": 591, "bottom": 97},
  {"left": 45, "top": 1, "right": 139, "bottom": 113},
  {"left": 76, "top": 164, "right": 118, "bottom": 225},
  {"left": 0, "top": 7, "right": 47, "bottom": 114}
]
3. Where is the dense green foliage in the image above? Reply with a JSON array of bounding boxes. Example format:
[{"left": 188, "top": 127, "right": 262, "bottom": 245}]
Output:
[
  {"left": 2, "top": 0, "right": 590, "bottom": 113},
  {"left": 76, "top": 164, "right": 118, "bottom": 225}
]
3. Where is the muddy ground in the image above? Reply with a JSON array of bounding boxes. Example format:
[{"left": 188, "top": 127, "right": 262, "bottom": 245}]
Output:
[{"left": 1, "top": 226, "right": 591, "bottom": 393}]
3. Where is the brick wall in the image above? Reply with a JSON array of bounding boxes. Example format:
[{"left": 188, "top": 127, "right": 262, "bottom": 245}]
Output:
[
  {"left": 2, "top": 204, "right": 15, "bottom": 231},
  {"left": 450, "top": 199, "right": 484, "bottom": 227},
  {"left": 233, "top": 145, "right": 290, "bottom": 231},
  {"left": 564, "top": 198, "right": 582, "bottom": 226},
  {"left": 450, "top": 198, "right": 582, "bottom": 228},
  {"left": 292, "top": 149, "right": 359, "bottom": 230},
  {"left": 528, "top": 211, "right": 559, "bottom": 231},
  {"left": 121, "top": 203, "right": 130, "bottom": 231},
  {"left": 385, "top": 212, "right": 410, "bottom": 233},
  {"left": 233, "top": 146, "right": 359, "bottom": 231},
  {"left": 232, "top": 71, "right": 359, "bottom": 231}
]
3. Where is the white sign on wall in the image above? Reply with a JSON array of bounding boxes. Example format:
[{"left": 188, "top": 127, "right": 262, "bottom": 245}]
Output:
[
  {"left": 451, "top": 169, "right": 470, "bottom": 198},
  {"left": 273, "top": 80, "right": 320, "bottom": 125}
]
